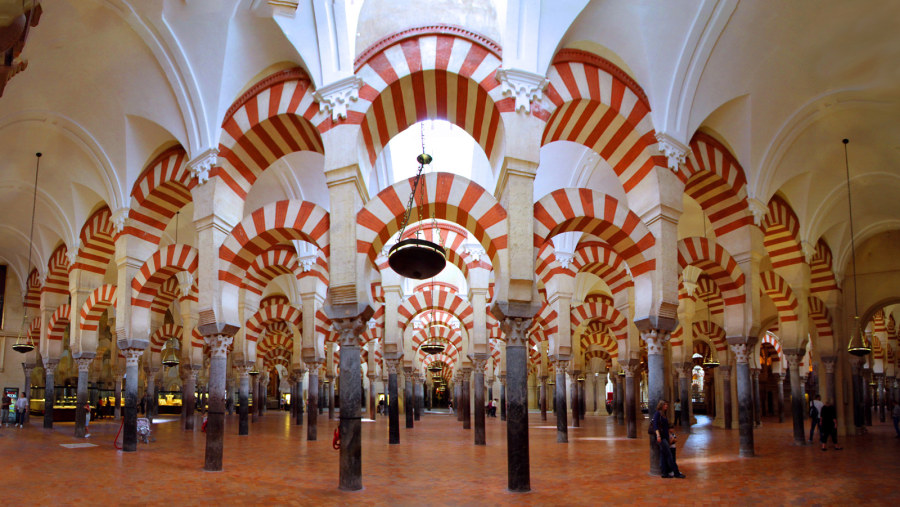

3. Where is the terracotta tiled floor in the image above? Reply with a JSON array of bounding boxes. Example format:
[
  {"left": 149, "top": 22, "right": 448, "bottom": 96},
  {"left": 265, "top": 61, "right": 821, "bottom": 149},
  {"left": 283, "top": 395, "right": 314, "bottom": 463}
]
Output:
[{"left": 4, "top": 409, "right": 899, "bottom": 506}]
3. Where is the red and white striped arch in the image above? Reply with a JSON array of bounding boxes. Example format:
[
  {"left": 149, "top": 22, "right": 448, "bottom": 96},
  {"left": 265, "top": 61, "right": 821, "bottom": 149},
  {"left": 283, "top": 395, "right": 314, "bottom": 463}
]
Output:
[
  {"left": 808, "top": 296, "right": 834, "bottom": 341},
  {"left": 413, "top": 325, "right": 463, "bottom": 356},
  {"left": 763, "top": 195, "right": 803, "bottom": 270},
  {"left": 131, "top": 244, "right": 199, "bottom": 310},
  {"left": 543, "top": 49, "right": 665, "bottom": 193},
  {"left": 677, "top": 237, "right": 746, "bottom": 306},
  {"left": 73, "top": 206, "right": 115, "bottom": 275},
  {"left": 218, "top": 68, "right": 323, "bottom": 199},
  {"left": 47, "top": 304, "right": 71, "bottom": 341},
  {"left": 243, "top": 247, "right": 302, "bottom": 296},
  {"left": 27, "top": 318, "right": 41, "bottom": 342},
  {"left": 257, "top": 330, "right": 293, "bottom": 357},
  {"left": 149, "top": 276, "right": 196, "bottom": 316},
  {"left": 680, "top": 132, "right": 751, "bottom": 237},
  {"left": 244, "top": 303, "right": 302, "bottom": 343},
  {"left": 79, "top": 285, "right": 117, "bottom": 332},
  {"left": 358, "top": 172, "right": 507, "bottom": 266},
  {"left": 759, "top": 270, "right": 799, "bottom": 323},
  {"left": 402, "top": 222, "right": 493, "bottom": 278},
  {"left": 355, "top": 28, "right": 508, "bottom": 166},
  {"left": 694, "top": 320, "right": 727, "bottom": 352},
  {"left": 397, "top": 290, "right": 474, "bottom": 331},
  {"left": 43, "top": 244, "right": 70, "bottom": 296},
  {"left": 25, "top": 269, "right": 41, "bottom": 309},
  {"left": 534, "top": 241, "right": 573, "bottom": 285},
  {"left": 219, "top": 200, "right": 330, "bottom": 286},
  {"left": 533, "top": 189, "right": 655, "bottom": 276},
  {"left": 580, "top": 331, "right": 618, "bottom": 358},
  {"left": 583, "top": 349, "right": 612, "bottom": 368},
  {"left": 810, "top": 239, "right": 838, "bottom": 294},
  {"left": 759, "top": 332, "right": 783, "bottom": 364},
  {"left": 693, "top": 275, "right": 725, "bottom": 317},
  {"left": 571, "top": 240, "right": 633, "bottom": 294},
  {"left": 128, "top": 146, "right": 194, "bottom": 245},
  {"left": 260, "top": 294, "right": 291, "bottom": 309},
  {"left": 149, "top": 323, "right": 182, "bottom": 353},
  {"left": 570, "top": 301, "right": 627, "bottom": 340}
]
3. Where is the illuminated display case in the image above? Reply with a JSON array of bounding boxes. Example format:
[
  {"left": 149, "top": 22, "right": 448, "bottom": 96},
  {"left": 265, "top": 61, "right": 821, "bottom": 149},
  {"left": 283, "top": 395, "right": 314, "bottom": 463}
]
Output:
[{"left": 157, "top": 391, "right": 183, "bottom": 414}]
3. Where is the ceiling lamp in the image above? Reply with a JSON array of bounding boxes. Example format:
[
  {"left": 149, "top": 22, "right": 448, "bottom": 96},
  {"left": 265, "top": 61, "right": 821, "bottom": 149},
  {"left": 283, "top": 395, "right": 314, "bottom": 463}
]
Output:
[
  {"left": 12, "top": 152, "right": 41, "bottom": 354},
  {"left": 161, "top": 337, "right": 180, "bottom": 367},
  {"left": 842, "top": 139, "right": 871, "bottom": 357},
  {"left": 702, "top": 349, "right": 720, "bottom": 369},
  {"left": 249, "top": 364, "right": 260, "bottom": 376},
  {"left": 387, "top": 126, "right": 446, "bottom": 279},
  {"left": 421, "top": 339, "right": 446, "bottom": 355},
  {"left": 700, "top": 289, "right": 718, "bottom": 368},
  {"left": 428, "top": 363, "right": 443, "bottom": 373}
]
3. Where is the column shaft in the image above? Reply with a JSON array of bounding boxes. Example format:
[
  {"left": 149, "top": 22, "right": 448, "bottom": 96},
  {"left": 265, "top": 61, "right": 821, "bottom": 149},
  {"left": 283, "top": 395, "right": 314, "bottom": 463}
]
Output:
[
  {"left": 624, "top": 371, "right": 636, "bottom": 438},
  {"left": 722, "top": 368, "right": 733, "bottom": 430},
  {"left": 571, "top": 374, "right": 580, "bottom": 428},
  {"left": 204, "top": 336, "right": 230, "bottom": 472},
  {"left": 74, "top": 363, "right": 90, "bottom": 438},
  {"left": 500, "top": 380, "right": 507, "bottom": 421},
  {"left": 404, "top": 373, "right": 414, "bottom": 429},
  {"left": 238, "top": 372, "right": 249, "bottom": 435},
  {"left": 388, "top": 369, "right": 399, "bottom": 444},
  {"left": 462, "top": 377, "right": 471, "bottom": 429},
  {"left": 43, "top": 365, "right": 56, "bottom": 429},
  {"left": 539, "top": 379, "right": 547, "bottom": 421},
  {"left": 505, "top": 333, "right": 530, "bottom": 492},
  {"left": 307, "top": 369, "right": 319, "bottom": 440},
  {"left": 735, "top": 362, "right": 755, "bottom": 456},
  {"left": 337, "top": 330, "right": 363, "bottom": 492},
  {"left": 555, "top": 366, "right": 568, "bottom": 442},
  {"left": 123, "top": 353, "right": 140, "bottom": 452},
  {"left": 474, "top": 366, "right": 486, "bottom": 445},
  {"left": 788, "top": 355, "right": 806, "bottom": 444}
]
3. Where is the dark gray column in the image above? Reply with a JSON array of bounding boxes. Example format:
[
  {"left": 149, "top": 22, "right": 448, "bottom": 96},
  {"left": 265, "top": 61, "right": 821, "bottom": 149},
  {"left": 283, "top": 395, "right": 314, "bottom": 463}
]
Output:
[
  {"left": 290, "top": 375, "right": 298, "bottom": 421},
  {"left": 820, "top": 356, "right": 836, "bottom": 406},
  {"left": 296, "top": 376, "right": 305, "bottom": 425},
  {"left": 122, "top": 349, "right": 143, "bottom": 452},
  {"left": 615, "top": 373, "right": 625, "bottom": 425},
  {"left": 43, "top": 359, "right": 58, "bottom": 429},
  {"left": 203, "top": 334, "right": 233, "bottom": 471},
  {"left": 462, "top": 370, "right": 472, "bottom": 430},
  {"left": 413, "top": 374, "right": 421, "bottom": 422},
  {"left": 539, "top": 376, "right": 547, "bottom": 421},
  {"left": 473, "top": 356, "right": 487, "bottom": 445},
  {"left": 368, "top": 374, "right": 377, "bottom": 421},
  {"left": 114, "top": 373, "right": 122, "bottom": 420},
  {"left": 678, "top": 363, "right": 691, "bottom": 433},
  {"left": 182, "top": 368, "right": 197, "bottom": 430},
  {"left": 785, "top": 350, "right": 806, "bottom": 445},
  {"left": 730, "top": 342, "right": 755, "bottom": 457},
  {"left": 74, "top": 357, "right": 93, "bottom": 438},
  {"left": 864, "top": 370, "right": 872, "bottom": 426},
  {"left": 319, "top": 378, "right": 325, "bottom": 414},
  {"left": 571, "top": 371, "right": 580, "bottom": 428},
  {"left": 404, "top": 368, "right": 414, "bottom": 429},
  {"left": 238, "top": 365, "right": 250, "bottom": 435},
  {"left": 258, "top": 374, "right": 267, "bottom": 417},
  {"left": 721, "top": 366, "right": 733, "bottom": 429},
  {"left": 850, "top": 358, "right": 864, "bottom": 432},
  {"left": 327, "top": 375, "right": 335, "bottom": 421},
  {"left": 773, "top": 373, "right": 785, "bottom": 423},
  {"left": 306, "top": 362, "right": 320, "bottom": 441},
  {"left": 623, "top": 364, "right": 636, "bottom": 438},
  {"left": 386, "top": 359, "right": 400, "bottom": 444},
  {"left": 500, "top": 375, "right": 507, "bottom": 421},
  {"left": 496, "top": 313, "right": 533, "bottom": 492},
  {"left": 877, "top": 374, "right": 886, "bottom": 422},
  {"left": 332, "top": 314, "right": 369, "bottom": 492},
  {"left": 751, "top": 368, "right": 761, "bottom": 427},
  {"left": 22, "top": 364, "right": 34, "bottom": 424},
  {"left": 642, "top": 330, "right": 668, "bottom": 476},
  {"left": 554, "top": 360, "right": 569, "bottom": 442},
  {"left": 579, "top": 379, "right": 586, "bottom": 420},
  {"left": 455, "top": 376, "right": 463, "bottom": 421}
]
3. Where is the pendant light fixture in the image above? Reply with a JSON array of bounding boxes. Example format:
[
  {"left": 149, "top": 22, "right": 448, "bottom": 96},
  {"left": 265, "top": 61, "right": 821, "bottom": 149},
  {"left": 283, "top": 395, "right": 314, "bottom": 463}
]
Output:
[
  {"left": 420, "top": 277, "right": 447, "bottom": 355},
  {"left": 249, "top": 364, "right": 260, "bottom": 376},
  {"left": 702, "top": 293, "right": 719, "bottom": 368},
  {"left": 13, "top": 152, "right": 41, "bottom": 354},
  {"left": 388, "top": 125, "right": 446, "bottom": 279},
  {"left": 161, "top": 337, "right": 180, "bottom": 367},
  {"left": 842, "top": 139, "right": 872, "bottom": 357}
]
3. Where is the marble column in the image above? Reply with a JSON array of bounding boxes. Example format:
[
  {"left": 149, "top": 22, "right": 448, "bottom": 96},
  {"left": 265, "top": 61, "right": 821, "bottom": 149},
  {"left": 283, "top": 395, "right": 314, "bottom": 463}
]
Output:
[
  {"left": 74, "top": 356, "right": 93, "bottom": 438},
  {"left": 554, "top": 360, "right": 569, "bottom": 443},
  {"left": 297, "top": 374, "right": 305, "bottom": 424},
  {"left": 385, "top": 358, "right": 400, "bottom": 444},
  {"left": 182, "top": 368, "right": 197, "bottom": 430},
  {"left": 599, "top": 374, "right": 608, "bottom": 415},
  {"left": 203, "top": 334, "right": 233, "bottom": 471},
  {"left": 498, "top": 315, "right": 532, "bottom": 492},
  {"left": 403, "top": 368, "right": 415, "bottom": 429},
  {"left": 500, "top": 375, "right": 507, "bottom": 422},
  {"left": 863, "top": 370, "right": 872, "bottom": 426},
  {"left": 473, "top": 356, "right": 488, "bottom": 445},
  {"left": 849, "top": 358, "right": 864, "bottom": 432},
  {"left": 772, "top": 373, "right": 785, "bottom": 423},
  {"left": 579, "top": 379, "right": 586, "bottom": 420},
  {"left": 720, "top": 366, "right": 733, "bottom": 429},
  {"left": 677, "top": 363, "right": 692, "bottom": 433},
  {"left": 751, "top": 368, "right": 761, "bottom": 427},
  {"left": 571, "top": 371, "right": 581, "bottom": 428},
  {"left": 258, "top": 374, "right": 268, "bottom": 417},
  {"left": 784, "top": 350, "right": 806, "bottom": 445},
  {"left": 250, "top": 374, "right": 258, "bottom": 423},
  {"left": 877, "top": 374, "right": 886, "bottom": 422},
  {"left": 237, "top": 364, "right": 251, "bottom": 435},
  {"left": 327, "top": 375, "right": 335, "bottom": 421},
  {"left": 413, "top": 374, "right": 422, "bottom": 422},
  {"left": 623, "top": 364, "right": 637, "bottom": 439},
  {"left": 114, "top": 373, "right": 123, "bottom": 420},
  {"left": 820, "top": 356, "right": 836, "bottom": 405},
  {"left": 368, "top": 373, "right": 377, "bottom": 421},
  {"left": 615, "top": 374, "right": 625, "bottom": 425},
  {"left": 289, "top": 374, "right": 298, "bottom": 421},
  {"left": 642, "top": 329, "right": 669, "bottom": 476},
  {"left": 122, "top": 349, "right": 144, "bottom": 452},
  {"left": 22, "top": 364, "right": 34, "bottom": 424},
  {"left": 539, "top": 376, "right": 547, "bottom": 421},
  {"left": 332, "top": 315, "right": 368, "bottom": 492},
  {"left": 43, "top": 359, "right": 58, "bottom": 429},
  {"left": 461, "top": 368, "right": 472, "bottom": 430},
  {"left": 306, "top": 361, "right": 320, "bottom": 441},
  {"left": 730, "top": 342, "right": 755, "bottom": 457},
  {"left": 454, "top": 376, "right": 463, "bottom": 421}
]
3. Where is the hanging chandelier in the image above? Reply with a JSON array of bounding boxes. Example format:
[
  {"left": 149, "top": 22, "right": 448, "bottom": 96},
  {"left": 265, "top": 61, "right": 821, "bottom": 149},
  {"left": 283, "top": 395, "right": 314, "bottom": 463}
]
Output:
[
  {"left": 249, "top": 364, "right": 260, "bottom": 376},
  {"left": 421, "top": 339, "right": 446, "bottom": 355},
  {"left": 427, "top": 363, "right": 444, "bottom": 373},
  {"left": 702, "top": 348, "right": 720, "bottom": 369},
  {"left": 842, "top": 139, "right": 871, "bottom": 357},
  {"left": 13, "top": 152, "right": 41, "bottom": 354},
  {"left": 161, "top": 337, "right": 180, "bottom": 367},
  {"left": 387, "top": 125, "right": 446, "bottom": 279}
]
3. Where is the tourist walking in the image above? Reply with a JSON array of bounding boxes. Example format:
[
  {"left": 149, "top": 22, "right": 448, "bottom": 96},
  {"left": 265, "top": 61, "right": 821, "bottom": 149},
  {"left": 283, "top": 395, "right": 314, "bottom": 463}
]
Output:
[
  {"left": 809, "top": 394, "right": 823, "bottom": 442},
  {"left": 650, "top": 399, "right": 686, "bottom": 478},
  {"left": 1, "top": 393, "right": 10, "bottom": 427},
  {"left": 891, "top": 401, "right": 900, "bottom": 438},
  {"left": 819, "top": 399, "right": 841, "bottom": 451},
  {"left": 15, "top": 393, "right": 28, "bottom": 428}
]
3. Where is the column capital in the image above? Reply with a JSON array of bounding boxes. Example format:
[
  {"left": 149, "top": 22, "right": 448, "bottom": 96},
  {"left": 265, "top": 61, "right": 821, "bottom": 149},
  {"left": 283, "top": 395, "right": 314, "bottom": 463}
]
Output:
[
  {"left": 498, "top": 316, "right": 533, "bottom": 347},
  {"left": 676, "top": 362, "right": 693, "bottom": 379},
  {"left": 122, "top": 348, "right": 144, "bottom": 367},
  {"left": 783, "top": 350, "right": 803, "bottom": 369},
  {"left": 498, "top": 374, "right": 506, "bottom": 385},
  {"left": 204, "top": 334, "right": 233, "bottom": 359},
  {"left": 331, "top": 313, "right": 370, "bottom": 347},
  {"left": 641, "top": 329, "right": 670, "bottom": 355},
  {"left": 770, "top": 372, "right": 782, "bottom": 381},
  {"left": 313, "top": 75, "right": 364, "bottom": 122},
  {"left": 750, "top": 368, "right": 760, "bottom": 380},
  {"left": 554, "top": 359, "right": 570, "bottom": 373},
  {"left": 623, "top": 363, "right": 641, "bottom": 378},
  {"left": 655, "top": 132, "right": 689, "bottom": 172},
  {"left": 820, "top": 355, "right": 837, "bottom": 374},
  {"left": 495, "top": 68, "right": 549, "bottom": 113},
  {"left": 730, "top": 342, "right": 750, "bottom": 364},
  {"left": 384, "top": 358, "right": 401, "bottom": 375},
  {"left": 471, "top": 354, "right": 488, "bottom": 372},
  {"left": 188, "top": 147, "right": 218, "bottom": 185},
  {"left": 719, "top": 365, "right": 732, "bottom": 380},
  {"left": 43, "top": 358, "right": 59, "bottom": 370},
  {"left": 75, "top": 357, "right": 93, "bottom": 373}
]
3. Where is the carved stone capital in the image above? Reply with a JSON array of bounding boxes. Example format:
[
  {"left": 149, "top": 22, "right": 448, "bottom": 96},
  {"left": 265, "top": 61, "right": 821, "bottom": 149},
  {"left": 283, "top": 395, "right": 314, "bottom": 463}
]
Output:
[
  {"left": 498, "top": 374, "right": 506, "bottom": 385},
  {"left": 554, "top": 359, "right": 570, "bottom": 373},
  {"left": 299, "top": 254, "right": 317, "bottom": 272},
  {"left": 123, "top": 349, "right": 144, "bottom": 367},
  {"left": 204, "top": 334, "right": 233, "bottom": 359},
  {"left": 332, "top": 315, "right": 368, "bottom": 347},
  {"left": 188, "top": 148, "right": 218, "bottom": 185},
  {"left": 750, "top": 368, "right": 760, "bottom": 380},
  {"left": 820, "top": 355, "right": 837, "bottom": 374},
  {"left": 384, "top": 358, "right": 401, "bottom": 375},
  {"left": 43, "top": 358, "right": 59, "bottom": 371},
  {"left": 655, "top": 133, "right": 689, "bottom": 172},
  {"left": 641, "top": 329, "right": 670, "bottom": 355},
  {"left": 784, "top": 350, "right": 803, "bottom": 369},
  {"left": 471, "top": 354, "right": 488, "bottom": 372},
  {"left": 236, "top": 363, "right": 253, "bottom": 380},
  {"left": 495, "top": 68, "right": 548, "bottom": 114},
  {"left": 175, "top": 271, "right": 194, "bottom": 298},
  {"left": 676, "top": 362, "right": 693, "bottom": 379},
  {"left": 623, "top": 363, "right": 641, "bottom": 378},
  {"left": 313, "top": 76, "right": 364, "bottom": 122},
  {"left": 554, "top": 251, "right": 574, "bottom": 270},
  {"left": 110, "top": 207, "right": 129, "bottom": 235},
  {"left": 499, "top": 316, "right": 532, "bottom": 347},
  {"left": 75, "top": 357, "right": 93, "bottom": 373},
  {"left": 730, "top": 343, "right": 750, "bottom": 364},
  {"left": 747, "top": 198, "right": 768, "bottom": 227}
]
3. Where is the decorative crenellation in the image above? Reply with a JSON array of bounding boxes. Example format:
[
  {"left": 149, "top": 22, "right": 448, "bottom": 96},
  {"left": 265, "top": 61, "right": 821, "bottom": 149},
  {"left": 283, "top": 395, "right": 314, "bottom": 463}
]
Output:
[
  {"left": 719, "top": 365, "right": 732, "bottom": 380},
  {"left": 299, "top": 254, "right": 317, "bottom": 272},
  {"left": 747, "top": 198, "right": 768, "bottom": 227},
  {"left": 655, "top": 133, "right": 689, "bottom": 172},
  {"left": 496, "top": 68, "right": 549, "bottom": 114},
  {"left": 500, "top": 317, "right": 533, "bottom": 347},
  {"left": 110, "top": 207, "right": 129, "bottom": 235},
  {"left": 204, "top": 334, "right": 233, "bottom": 358},
  {"left": 188, "top": 148, "right": 218, "bottom": 185},
  {"left": 332, "top": 315, "right": 368, "bottom": 347},
  {"left": 123, "top": 348, "right": 144, "bottom": 367},
  {"left": 730, "top": 343, "right": 750, "bottom": 364},
  {"left": 641, "top": 329, "right": 670, "bottom": 355},
  {"left": 313, "top": 76, "right": 364, "bottom": 122}
]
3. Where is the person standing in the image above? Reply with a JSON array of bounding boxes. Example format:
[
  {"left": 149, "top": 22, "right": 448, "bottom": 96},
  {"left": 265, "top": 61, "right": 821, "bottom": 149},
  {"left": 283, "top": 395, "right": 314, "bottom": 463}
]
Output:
[
  {"left": 84, "top": 401, "right": 92, "bottom": 438},
  {"left": 891, "top": 401, "right": 900, "bottom": 438},
  {"left": 674, "top": 399, "right": 682, "bottom": 424},
  {"left": 819, "top": 399, "right": 841, "bottom": 451},
  {"left": 809, "top": 394, "right": 823, "bottom": 442},
  {"left": 1, "top": 394, "right": 10, "bottom": 427},
  {"left": 15, "top": 393, "right": 28, "bottom": 428},
  {"left": 650, "top": 399, "right": 686, "bottom": 478}
]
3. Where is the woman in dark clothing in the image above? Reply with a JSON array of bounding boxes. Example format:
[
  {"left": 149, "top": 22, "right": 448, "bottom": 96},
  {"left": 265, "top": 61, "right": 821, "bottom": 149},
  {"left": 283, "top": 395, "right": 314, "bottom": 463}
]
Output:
[
  {"left": 650, "top": 399, "right": 686, "bottom": 478},
  {"left": 819, "top": 399, "right": 842, "bottom": 450}
]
